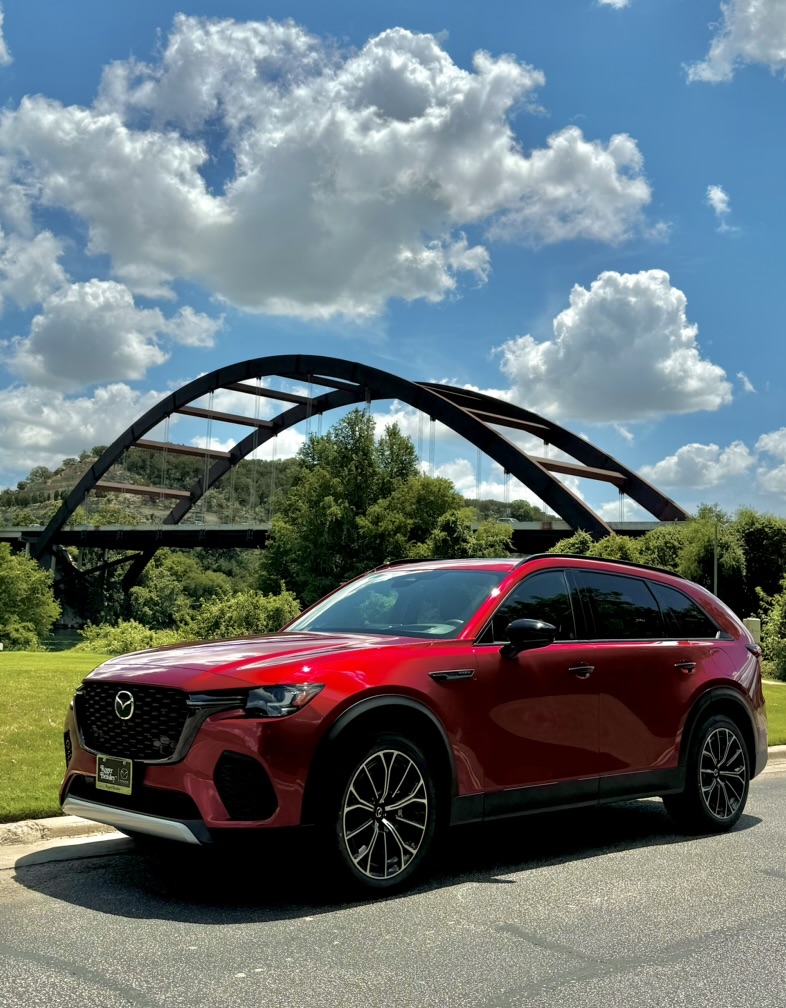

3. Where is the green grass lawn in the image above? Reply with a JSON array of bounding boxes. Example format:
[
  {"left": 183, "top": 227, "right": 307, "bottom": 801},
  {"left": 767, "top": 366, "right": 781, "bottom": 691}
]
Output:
[
  {"left": 1, "top": 651, "right": 785, "bottom": 824},
  {"left": 0, "top": 652, "right": 108, "bottom": 822}
]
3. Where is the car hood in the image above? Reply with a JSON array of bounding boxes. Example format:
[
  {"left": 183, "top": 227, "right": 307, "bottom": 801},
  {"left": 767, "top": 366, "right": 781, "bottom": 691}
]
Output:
[{"left": 85, "top": 631, "right": 416, "bottom": 692}]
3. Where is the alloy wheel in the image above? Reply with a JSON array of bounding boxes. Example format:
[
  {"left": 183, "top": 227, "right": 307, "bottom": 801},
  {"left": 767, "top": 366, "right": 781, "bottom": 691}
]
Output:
[
  {"left": 341, "top": 748, "right": 429, "bottom": 880},
  {"left": 699, "top": 726, "right": 747, "bottom": 821}
]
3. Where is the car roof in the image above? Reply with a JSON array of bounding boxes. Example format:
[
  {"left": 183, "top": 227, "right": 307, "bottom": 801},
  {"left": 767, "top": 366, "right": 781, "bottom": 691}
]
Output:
[{"left": 375, "top": 553, "right": 686, "bottom": 581}]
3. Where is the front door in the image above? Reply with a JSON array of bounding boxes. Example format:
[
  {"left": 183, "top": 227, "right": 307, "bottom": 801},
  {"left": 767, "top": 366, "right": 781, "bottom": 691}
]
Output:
[{"left": 465, "top": 569, "right": 601, "bottom": 814}]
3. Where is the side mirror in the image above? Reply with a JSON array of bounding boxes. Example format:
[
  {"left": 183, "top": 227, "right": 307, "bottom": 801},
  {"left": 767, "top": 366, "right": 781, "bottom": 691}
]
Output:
[{"left": 500, "top": 618, "right": 557, "bottom": 660}]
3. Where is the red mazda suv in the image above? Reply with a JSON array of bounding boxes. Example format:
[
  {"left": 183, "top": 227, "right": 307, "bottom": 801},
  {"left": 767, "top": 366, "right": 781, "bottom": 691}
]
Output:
[{"left": 61, "top": 554, "right": 768, "bottom": 893}]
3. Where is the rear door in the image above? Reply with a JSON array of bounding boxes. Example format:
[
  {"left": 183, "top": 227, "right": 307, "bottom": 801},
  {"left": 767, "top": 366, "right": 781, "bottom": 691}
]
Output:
[{"left": 574, "top": 570, "right": 726, "bottom": 796}]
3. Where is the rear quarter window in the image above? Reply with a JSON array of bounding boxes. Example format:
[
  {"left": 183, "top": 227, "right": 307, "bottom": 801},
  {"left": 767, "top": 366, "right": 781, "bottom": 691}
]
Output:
[{"left": 647, "top": 581, "right": 722, "bottom": 639}]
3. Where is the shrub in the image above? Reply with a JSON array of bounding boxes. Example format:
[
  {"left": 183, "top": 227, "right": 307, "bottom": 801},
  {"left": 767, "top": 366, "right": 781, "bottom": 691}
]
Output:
[
  {"left": 0, "top": 619, "right": 42, "bottom": 651},
  {"left": 548, "top": 530, "right": 593, "bottom": 555},
  {"left": 75, "top": 589, "right": 302, "bottom": 655},
  {"left": 75, "top": 620, "right": 181, "bottom": 655},
  {"left": 586, "top": 534, "right": 642, "bottom": 562},
  {"left": 182, "top": 588, "right": 301, "bottom": 640},
  {"left": 757, "top": 580, "right": 786, "bottom": 682}
]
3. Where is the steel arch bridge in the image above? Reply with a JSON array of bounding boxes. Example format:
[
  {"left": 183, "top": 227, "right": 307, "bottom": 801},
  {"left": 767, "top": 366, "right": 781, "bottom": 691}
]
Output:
[{"left": 30, "top": 354, "right": 688, "bottom": 589}]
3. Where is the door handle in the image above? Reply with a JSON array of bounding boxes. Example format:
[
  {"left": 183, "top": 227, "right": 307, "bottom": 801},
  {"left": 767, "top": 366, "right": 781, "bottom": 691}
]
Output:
[
  {"left": 674, "top": 661, "right": 696, "bottom": 673},
  {"left": 429, "top": 669, "right": 475, "bottom": 682},
  {"left": 569, "top": 664, "right": 594, "bottom": 679}
]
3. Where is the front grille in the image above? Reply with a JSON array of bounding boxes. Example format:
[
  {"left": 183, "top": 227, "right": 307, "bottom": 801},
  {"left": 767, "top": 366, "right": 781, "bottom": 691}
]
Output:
[
  {"left": 74, "top": 682, "right": 189, "bottom": 761},
  {"left": 214, "top": 751, "right": 278, "bottom": 821}
]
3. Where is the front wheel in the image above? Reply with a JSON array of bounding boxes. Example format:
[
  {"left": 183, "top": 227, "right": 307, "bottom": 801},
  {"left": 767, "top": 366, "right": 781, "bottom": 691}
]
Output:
[
  {"left": 327, "top": 733, "right": 440, "bottom": 894},
  {"left": 664, "top": 714, "right": 750, "bottom": 833}
]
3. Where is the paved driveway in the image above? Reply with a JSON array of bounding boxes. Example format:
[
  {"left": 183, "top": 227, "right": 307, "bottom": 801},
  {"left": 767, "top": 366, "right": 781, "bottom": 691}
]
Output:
[{"left": 2, "top": 768, "right": 785, "bottom": 1008}]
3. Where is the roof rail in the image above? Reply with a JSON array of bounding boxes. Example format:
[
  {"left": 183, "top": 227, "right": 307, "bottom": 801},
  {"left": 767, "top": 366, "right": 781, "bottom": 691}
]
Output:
[
  {"left": 518, "top": 552, "right": 685, "bottom": 579},
  {"left": 370, "top": 553, "right": 684, "bottom": 580},
  {"left": 372, "top": 556, "right": 518, "bottom": 572}
]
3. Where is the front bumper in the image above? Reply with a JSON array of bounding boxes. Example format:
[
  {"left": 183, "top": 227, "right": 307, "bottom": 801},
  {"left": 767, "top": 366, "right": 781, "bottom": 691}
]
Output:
[
  {"left": 61, "top": 701, "right": 322, "bottom": 843},
  {"left": 62, "top": 795, "right": 207, "bottom": 844}
]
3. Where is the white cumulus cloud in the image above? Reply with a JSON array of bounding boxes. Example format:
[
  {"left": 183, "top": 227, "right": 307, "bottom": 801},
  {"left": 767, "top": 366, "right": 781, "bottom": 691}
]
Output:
[
  {"left": 0, "top": 17, "right": 655, "bottom": 321},
  {"left": 756, "top": 427, "right": 786, "bottom": 494},
  {"left": 6, "top": 279, "right": 218, "bottom": 390},
  {"left": 0, "top": 6, "right": 12, "bottom": 67},
  {"left": 161, "top": 306, "right": 224, "bottom": 348},
  {"left": 706, "top": 184, "right": 737, "bottom": 232},
  {"left": 0, "top": 230, "right": 67, "bottom": 311},
  {"left": 495, "top": 269, "right": 732, "bottom": 423},
  {"left": 489, "top": 128, "right": 651, "bottom": 246},
  {"left": 688, "top": 0, "right": 786, "bottom": 82},
  {"left": 0, "top": 383, "right": 165, "bottom": 480},
  {"left": 756, "top": 427, "right": 786, "bottom": 460},
  {"left": 598, "top": 1, "right": 631, "bottom": 9},
  {"left": 640, "top": 441, "right": 754, "bottom": 488}
]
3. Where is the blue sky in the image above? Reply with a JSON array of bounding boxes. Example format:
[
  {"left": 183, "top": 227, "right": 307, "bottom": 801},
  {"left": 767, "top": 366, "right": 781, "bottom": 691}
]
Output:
[{"left": 1, "top": 0, "right": 785, "bottom": 522}]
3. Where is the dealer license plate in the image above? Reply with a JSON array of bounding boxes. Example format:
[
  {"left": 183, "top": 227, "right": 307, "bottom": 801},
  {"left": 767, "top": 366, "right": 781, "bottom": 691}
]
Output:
[{"left": 95, "top": 755, "right": 133, "bottom": 795}]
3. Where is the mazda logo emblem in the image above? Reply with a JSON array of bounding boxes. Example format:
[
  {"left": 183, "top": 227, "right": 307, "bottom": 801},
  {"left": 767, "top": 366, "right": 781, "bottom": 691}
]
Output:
[{"left": 114, "top": 690, "right": 134, "bottom": 720}]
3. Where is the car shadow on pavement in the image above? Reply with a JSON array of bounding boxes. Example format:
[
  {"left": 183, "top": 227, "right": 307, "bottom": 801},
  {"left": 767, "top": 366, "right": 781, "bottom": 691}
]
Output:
[{"left": 11, "top": 798, "right": 761, "bottom": 925}]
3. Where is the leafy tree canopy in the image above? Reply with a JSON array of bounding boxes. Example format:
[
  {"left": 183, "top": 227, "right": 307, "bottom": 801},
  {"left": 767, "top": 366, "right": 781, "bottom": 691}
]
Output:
[
  {"left": 0, "top": 543, "right": 61, "bottom": 647},
  {"left": 259, "top": 410, "right": 513, "bottom": 604}
]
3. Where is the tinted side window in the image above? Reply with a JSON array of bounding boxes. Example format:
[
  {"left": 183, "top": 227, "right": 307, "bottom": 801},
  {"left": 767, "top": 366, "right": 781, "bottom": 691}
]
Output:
[
  {"left": 580, "top": 571, "right": 664, "bottom": 640},
  {"left": 485, "top": 570, "right": 576, "bottom": 643},
  {"left": 648, "top": 581, "right": 719, "bottom": 638}
]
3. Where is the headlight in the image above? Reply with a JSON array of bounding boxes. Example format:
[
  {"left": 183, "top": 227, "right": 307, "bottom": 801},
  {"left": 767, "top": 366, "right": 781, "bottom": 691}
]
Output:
[{"left": 244, "top": 683, "right": 325, "bottom": 718}]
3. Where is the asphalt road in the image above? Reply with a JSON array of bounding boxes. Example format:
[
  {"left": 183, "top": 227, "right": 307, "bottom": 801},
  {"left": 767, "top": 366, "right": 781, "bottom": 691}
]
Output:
[{"left": 2, "top": 768, "right": 786, "bottom": 1008}]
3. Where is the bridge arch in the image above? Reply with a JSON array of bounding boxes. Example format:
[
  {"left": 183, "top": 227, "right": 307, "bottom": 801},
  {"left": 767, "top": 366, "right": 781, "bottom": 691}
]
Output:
[{"left": 31, "top": 354, "right": 688, "bottom": 587}]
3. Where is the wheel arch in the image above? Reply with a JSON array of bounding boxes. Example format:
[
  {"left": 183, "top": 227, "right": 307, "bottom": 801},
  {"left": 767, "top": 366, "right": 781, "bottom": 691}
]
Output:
[
  {"left": 679, "top": 687, "right": 757, "bottom": 771},
  {"left": 300, "top": 695, "right": 456, "bottom": 825}
]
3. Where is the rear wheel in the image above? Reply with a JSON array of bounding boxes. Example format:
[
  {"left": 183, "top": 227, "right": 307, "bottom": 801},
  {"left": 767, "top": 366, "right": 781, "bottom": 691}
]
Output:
[
  {"left": 326, "top": 733, "right": 440, "bottom": 894},
  {"left": 664, "top": 714, "right": 750, "bottom": 833}
]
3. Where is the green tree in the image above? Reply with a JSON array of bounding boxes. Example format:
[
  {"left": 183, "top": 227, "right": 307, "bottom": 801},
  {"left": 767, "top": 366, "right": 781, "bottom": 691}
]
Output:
[
  {"left": 586, "top": 534, "right": 643, "bottom": 562},
  {"left": 413, "top": 509, "right": 512, "bottom": 559},
  {"left": 417, "top": 508, "right": 477, "bottom": 559},
  {"left": 548, "top": 530, "right": 594, "bottom": 555},
  {"left": 89, "top": 500, "right": 141, "bottom": 526},
  {"left": 26, "top": 466, "right": 54, "bottom": 485},
  {"left": 756, "top": 578, "right": 786, "bottom": 681},
  {"left": 733, "top": 508, "right": 786, "bottom": 618},
  {"left": 128, "top": 551, "right": 234, "bottom": 629},
  {"left": 468, "top": 517, "right": 514, "bottom": 557},
  {"left": 260, "top": 411, "right": 425, "bottom": 603},
  {"left": 676, "top": 505, "right": 746, "bottom": 611},
  {"left": 638, "top": 523, "right": 686, "bottom": 571},
  {"left": 259, "top": 410, "right": 513, "bottom": 604},
  {"left": 359, "top": 475, "right": 465, "bottom": 562},
  {"left": 0, "top": 543, "right": 61, "bottom": 647},
  {"left": 509, "top": 499, "right": 548, "bottom": 522}
]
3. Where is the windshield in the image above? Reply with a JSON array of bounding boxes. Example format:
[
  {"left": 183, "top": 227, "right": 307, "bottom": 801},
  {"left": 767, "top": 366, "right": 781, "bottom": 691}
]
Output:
[{"left": 287, "top": 567, "right": 506, "bottom": 639}]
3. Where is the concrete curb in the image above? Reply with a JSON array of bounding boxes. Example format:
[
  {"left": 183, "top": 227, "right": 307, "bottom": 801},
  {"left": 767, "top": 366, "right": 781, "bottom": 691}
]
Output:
[
  {"left": 0, "top": 815, "right": 118, "bottom": 846},
  {"left": 4, "top": 745, "right": 786, "bottom": 847}
]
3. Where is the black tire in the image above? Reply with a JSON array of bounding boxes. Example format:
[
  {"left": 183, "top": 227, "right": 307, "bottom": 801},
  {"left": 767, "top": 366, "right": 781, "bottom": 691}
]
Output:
[
  {"left": 663, "top": 714, "right": 750, "bottom": 834},
  {"left": 323, "top": 732, "right": 441, "bottom": 894}
]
